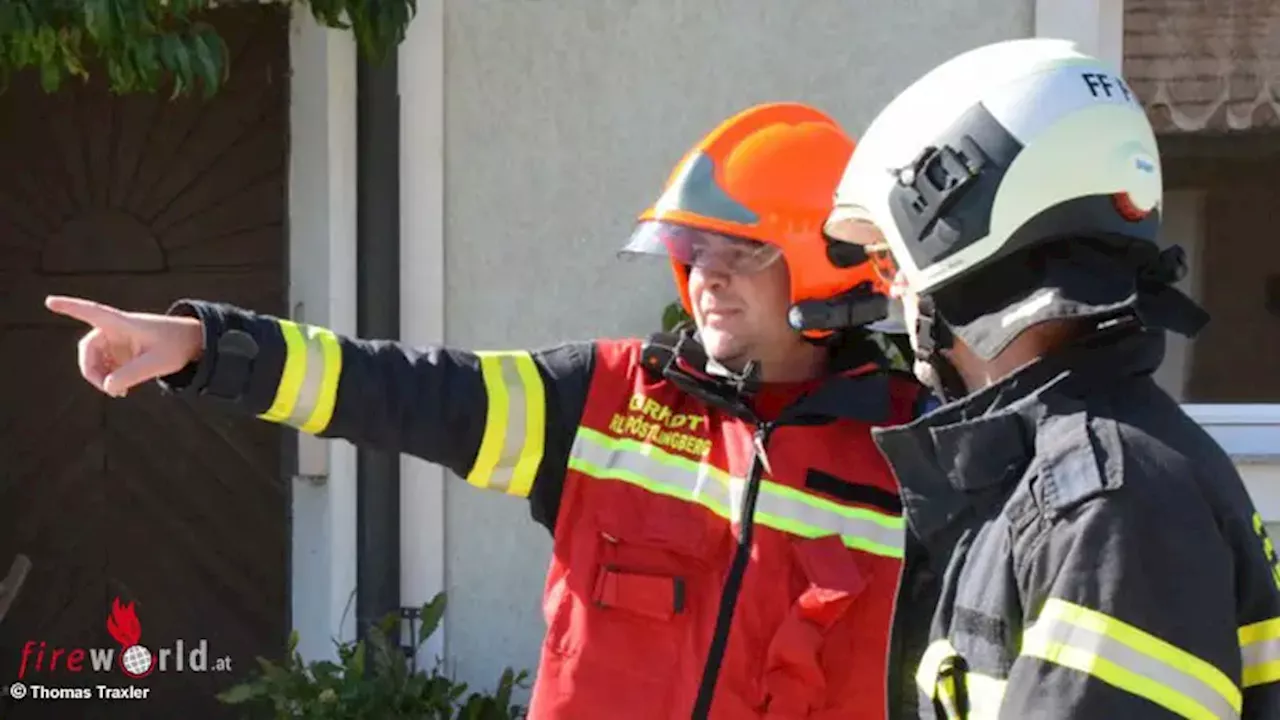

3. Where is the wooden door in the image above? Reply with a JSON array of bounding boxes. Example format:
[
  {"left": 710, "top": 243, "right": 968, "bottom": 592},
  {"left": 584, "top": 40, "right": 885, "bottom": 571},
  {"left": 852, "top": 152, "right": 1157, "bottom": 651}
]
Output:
[{"left": 0, "top": 6, "right": 290, "bottom": 717}]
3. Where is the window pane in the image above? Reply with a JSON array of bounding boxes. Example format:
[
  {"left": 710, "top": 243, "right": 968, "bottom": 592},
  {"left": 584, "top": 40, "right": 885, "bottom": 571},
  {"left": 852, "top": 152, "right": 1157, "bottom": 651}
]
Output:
[{"left": 1155, "top": 136, "right": 1280, "bottom": 403}]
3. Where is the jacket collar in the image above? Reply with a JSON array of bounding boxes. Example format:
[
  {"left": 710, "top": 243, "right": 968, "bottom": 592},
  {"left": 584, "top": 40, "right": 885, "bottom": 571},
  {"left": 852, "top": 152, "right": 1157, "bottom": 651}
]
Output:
[
  {"left": 872, "top": 327, "right": 1166, "bottom": 552},
  {"left": 782, "top": 372, "right": 893, "bottom": 425},
  {"left": 651, "top": 325, "right": 903, "bottom": 425}
]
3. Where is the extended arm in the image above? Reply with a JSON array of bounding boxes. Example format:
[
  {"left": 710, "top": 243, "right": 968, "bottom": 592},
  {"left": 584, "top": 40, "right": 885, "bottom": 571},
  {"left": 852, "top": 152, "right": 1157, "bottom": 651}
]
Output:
[{"left": 158, "top": 300, "right": 596, "bottom": 531}]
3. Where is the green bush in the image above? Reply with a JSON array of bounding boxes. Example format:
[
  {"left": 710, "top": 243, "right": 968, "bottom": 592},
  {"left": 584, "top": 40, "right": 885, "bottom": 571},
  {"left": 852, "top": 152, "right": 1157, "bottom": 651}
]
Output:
[
  {"left": 217, "top": 592, "right": 530, "bottom": 719},
  {"left": 662, "top": 301, "right": 692, "bottom": 332}
]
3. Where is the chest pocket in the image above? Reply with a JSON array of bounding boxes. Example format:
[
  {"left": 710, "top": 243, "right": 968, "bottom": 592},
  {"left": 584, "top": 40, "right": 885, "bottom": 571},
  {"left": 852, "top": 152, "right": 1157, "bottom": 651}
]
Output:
[
  {"left": 591, "top": 492, "right": 725, "bottom": 622},
  {"left": 916, "top": 640, "right": 1007, "bottom": 720},
  {"left": 550, "top": 481, "right": 728, "bottom": 652}
]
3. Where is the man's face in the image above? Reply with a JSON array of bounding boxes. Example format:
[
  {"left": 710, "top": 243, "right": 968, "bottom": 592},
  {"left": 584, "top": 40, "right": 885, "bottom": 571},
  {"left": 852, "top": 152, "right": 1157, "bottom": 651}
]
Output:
[{"left": 688, "top": 254, "right": 797, "bottom": 370}]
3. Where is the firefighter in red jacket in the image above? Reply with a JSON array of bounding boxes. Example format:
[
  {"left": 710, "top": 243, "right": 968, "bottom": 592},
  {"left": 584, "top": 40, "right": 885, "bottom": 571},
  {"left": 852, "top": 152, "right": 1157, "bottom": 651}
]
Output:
[{"left": 48, "top": 102, "right": 929, "bottom": 719}]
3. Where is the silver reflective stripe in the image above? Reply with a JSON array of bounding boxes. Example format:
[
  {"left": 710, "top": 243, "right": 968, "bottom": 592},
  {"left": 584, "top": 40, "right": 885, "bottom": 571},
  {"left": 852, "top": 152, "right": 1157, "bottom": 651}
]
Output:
[
  {"left": 1023, "top": 600, "right": 1240, "bottom": 720},
  {"left": 965, "top": 674, "right": 1008, "bottom": 719},
  {"left": 1240, "top": 618, "right": 1280, "bottom": 688},
  {"left": 569, "top": 427, "right": 904, "bottom": 557},
  {"left": 484, "top": 355, "right": 528, "bottom": 493},
  {"left": 570, "top": 427, "right": 733, "bottom": 512},
  {"left": 1242, "top": 636, "right": 1280, "bottom": 674},
  {"left": 288, "top": 329, "right": 330, "bottom": 427},
  {"left": 753, "top": 485, "right": 903, "bottom": 555}
]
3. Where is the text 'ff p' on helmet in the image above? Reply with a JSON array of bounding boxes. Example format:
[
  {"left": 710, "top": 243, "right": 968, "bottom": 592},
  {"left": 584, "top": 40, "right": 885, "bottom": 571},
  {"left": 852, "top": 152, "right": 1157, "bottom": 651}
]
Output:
[
  {"left": 826, "top": 37, "right": 1164, "bottom": 298},
  {"left": 621, "top": 102, "right": 892, "bottom": 339}
]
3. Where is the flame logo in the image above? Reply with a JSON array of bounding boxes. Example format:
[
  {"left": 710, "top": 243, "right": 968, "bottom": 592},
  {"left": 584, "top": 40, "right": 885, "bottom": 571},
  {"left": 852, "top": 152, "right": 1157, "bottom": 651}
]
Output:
[
  {"left": 106, "top": 598, "right": 142, "bottom": 648},
  {"left": 106, "top": 597, "right": 155, "bottom": 678}
]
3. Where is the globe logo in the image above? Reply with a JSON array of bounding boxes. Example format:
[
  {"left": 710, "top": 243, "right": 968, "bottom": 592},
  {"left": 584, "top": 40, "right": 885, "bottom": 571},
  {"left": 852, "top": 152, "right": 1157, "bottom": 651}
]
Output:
[
  {"left": 107, "top": 598, "right": 156, "bottom": 679},
  {"left": 120, "top": 644, "right": 154, "bottom": 678}
]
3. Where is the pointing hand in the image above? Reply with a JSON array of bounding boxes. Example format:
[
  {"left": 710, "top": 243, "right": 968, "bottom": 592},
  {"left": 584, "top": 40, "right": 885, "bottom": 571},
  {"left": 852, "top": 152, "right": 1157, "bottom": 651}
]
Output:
[{"left": 44, "top": 296, "right": 204, "bottom": 397}]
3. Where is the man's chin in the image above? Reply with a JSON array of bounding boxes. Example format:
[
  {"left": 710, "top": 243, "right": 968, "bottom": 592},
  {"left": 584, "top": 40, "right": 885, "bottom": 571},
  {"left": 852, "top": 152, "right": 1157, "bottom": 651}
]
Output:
[{"left": 701, "top": 335, "right": 749, "bottom": 371}]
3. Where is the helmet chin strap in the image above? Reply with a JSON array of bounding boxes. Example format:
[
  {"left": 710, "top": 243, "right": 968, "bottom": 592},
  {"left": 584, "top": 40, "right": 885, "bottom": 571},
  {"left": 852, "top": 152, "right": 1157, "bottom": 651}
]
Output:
[
  {"left": 691, "top": 328, "right": 764, "bottom": 393},
  {"left": 706, "top": 356, "right": 762, "bottom": 394},
  {"left": 912, "top": 294, "right": 969, "bottom": 403}
]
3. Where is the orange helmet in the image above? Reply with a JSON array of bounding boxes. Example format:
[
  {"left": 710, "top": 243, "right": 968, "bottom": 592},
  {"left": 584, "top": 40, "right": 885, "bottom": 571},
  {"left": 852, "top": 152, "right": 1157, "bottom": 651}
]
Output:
[{"left": 620, "top": 102, "right": 889, "bottom": 337}]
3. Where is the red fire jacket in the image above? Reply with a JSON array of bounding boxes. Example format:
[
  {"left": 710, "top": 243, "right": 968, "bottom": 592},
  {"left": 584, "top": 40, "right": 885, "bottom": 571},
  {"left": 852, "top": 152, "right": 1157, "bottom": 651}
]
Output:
[
  {"left": 157, "top": 301, "right": 930, "bottom": 719},
  {"left": 532, "top": 338, "right": 921, "bottom": 719}
]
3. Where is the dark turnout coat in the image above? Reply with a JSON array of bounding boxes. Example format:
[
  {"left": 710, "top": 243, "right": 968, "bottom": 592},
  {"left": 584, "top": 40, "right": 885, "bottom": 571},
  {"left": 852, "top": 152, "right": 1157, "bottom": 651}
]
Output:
[{"left": 875, "top": 328, "right": 1280, "bottom": 719}]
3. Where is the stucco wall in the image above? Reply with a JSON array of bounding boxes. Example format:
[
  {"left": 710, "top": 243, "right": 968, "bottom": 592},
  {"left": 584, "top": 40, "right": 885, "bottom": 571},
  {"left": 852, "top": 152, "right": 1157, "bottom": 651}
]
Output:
[{"left": 437, "top": 0, "right": 1034, "bottom": 691}]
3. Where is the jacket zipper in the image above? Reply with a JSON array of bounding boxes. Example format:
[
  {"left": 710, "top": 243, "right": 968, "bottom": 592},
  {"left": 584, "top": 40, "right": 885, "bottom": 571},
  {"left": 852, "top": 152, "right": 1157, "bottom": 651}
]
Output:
[{"left": 690, "top": 420, "right": 775, "bottom": 720}]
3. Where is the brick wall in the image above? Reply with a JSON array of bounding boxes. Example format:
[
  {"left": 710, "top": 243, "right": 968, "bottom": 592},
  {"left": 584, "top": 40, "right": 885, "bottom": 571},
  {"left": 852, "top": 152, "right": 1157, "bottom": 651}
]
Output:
[{"left": 1123, "top": 0, "right": 1280, "bottom": 133}]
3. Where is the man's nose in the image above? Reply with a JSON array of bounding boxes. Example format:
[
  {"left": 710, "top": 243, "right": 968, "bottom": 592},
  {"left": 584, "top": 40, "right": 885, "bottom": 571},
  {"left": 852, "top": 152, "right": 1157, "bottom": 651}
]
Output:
[{"left": 690, "top": 265, "right": 731, "bottom": 289}]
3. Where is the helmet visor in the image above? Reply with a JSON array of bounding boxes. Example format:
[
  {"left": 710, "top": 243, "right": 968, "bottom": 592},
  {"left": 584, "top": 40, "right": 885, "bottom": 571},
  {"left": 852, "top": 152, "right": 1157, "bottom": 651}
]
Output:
[
  {"left": 823, "top": 205, "right": 898, "bottom": 286},
  {"left": 621, "top": 220, "right": 782, "bottom": 275}
]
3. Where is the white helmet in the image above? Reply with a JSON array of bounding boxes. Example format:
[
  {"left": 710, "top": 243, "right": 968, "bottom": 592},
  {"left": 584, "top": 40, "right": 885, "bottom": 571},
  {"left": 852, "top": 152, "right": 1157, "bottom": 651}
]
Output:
[
  {"left": 826, "top": 37, "right": 1163, "bottom": 296},
  {"left": 825, "top": 38, "right": 1207, "bottom": 396}
]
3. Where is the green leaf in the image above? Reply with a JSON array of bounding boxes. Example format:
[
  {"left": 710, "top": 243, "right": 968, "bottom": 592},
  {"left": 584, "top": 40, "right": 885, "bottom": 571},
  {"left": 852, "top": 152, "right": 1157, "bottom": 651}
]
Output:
[
  {"left": 215, "top": 681, "right": 266, "bottom": 705},
  {"left": 348, "top": 639, "right": 366, "bottom": 678},
  {"left": 83, "top": 0, "right": 111, "bottom": 42},
  {"left": 662, "top": 301, "right": 692, "bottom": 332},
  {"left": 310, "top": 660, "right": 343, "bottom": 684},
  {"left": 168, "top": 73, "right": 185, "bottom": 101},
  {"left": 171, "top": 40, "right": 194, "bottom": 95},
  {"left": 130, "top": 35, "right": 161, "bottom": 89},
  {"left": 418, "top": 592, "right": 447, "bottom": 645},
  {"left": 255, "top": 656, "right": 291, "bottom": 685},
  {"left": 38, "top": 58, "right": 61, "bottom": 93},
  {"left": 191, "top": 27, "right": 222, "bottom": 98}
]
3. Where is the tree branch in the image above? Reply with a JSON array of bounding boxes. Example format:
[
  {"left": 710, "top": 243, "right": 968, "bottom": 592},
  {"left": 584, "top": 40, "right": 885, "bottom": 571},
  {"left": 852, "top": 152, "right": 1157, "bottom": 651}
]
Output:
[{"left": 0, "top": 0, "right": 417, "bottom": 97}]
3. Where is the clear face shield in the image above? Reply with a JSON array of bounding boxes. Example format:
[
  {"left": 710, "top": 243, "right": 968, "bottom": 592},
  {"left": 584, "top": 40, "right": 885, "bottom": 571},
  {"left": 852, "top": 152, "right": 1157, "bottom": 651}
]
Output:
[{"left": 620, "top": 220, "right": 783, "bottom": 276}]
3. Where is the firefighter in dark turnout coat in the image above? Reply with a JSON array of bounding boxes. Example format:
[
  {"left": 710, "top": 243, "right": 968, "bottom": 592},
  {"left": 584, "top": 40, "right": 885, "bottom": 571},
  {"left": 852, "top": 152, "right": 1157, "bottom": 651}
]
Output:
[
  {"left": 824, "top": 39, "right": 1280, "bottom": 719},
  {"left": 48, "top": 103, "right": 931, "bottom": 719}
]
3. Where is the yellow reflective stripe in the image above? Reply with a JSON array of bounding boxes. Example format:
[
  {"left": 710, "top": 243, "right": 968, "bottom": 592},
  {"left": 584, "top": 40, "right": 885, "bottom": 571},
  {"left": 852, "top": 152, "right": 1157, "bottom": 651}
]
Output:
[
  {"left": 260, "top": 321, "right": 306, "bottom": 423},
  {"left": 469, "top": 354, "right": 510, "bottom": 485},
  {"left": 257, "top": 320, "right": 342, "bottom": 433},
  {"left": 936, "top": 674, "right": 962, "bottom": 720},
  {"left": 1240, "top": 617, "right": 1280, "bottom": 688},
  {"left": 568, "top": 426, "right": 904, "bottom": 558},
  {"left": 465, "top": 351, "right": 546, "bottom": 497},
  {"left": 915, "top": 639, "right": 1006, "bottom": 719},
  {"left": 1022, "top": 598, "right": 1241, "bottom": 720}
]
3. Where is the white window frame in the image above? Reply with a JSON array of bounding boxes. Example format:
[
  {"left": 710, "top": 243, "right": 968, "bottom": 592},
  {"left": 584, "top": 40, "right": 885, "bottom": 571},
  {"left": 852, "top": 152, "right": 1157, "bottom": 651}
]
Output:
[
  {"left": 1035, "top": 0, "right": 1280, "bottom": 461},
  {"left": 1185, "top": 406, "right": 1280, "bottom": 462}
]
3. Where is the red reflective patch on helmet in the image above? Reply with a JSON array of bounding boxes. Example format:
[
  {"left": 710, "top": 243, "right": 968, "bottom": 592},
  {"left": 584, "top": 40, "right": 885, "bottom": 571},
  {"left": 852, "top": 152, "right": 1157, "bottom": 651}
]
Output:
[{"left": 1112, "top": 191, "right": 1151, "bottom": 222}]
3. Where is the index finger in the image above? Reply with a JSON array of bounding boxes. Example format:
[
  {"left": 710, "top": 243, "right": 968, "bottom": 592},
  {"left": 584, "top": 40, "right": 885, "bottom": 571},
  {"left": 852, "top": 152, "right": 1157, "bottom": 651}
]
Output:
[{"left": 45, "top": 295, "right": 132, "bottom": 331}]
